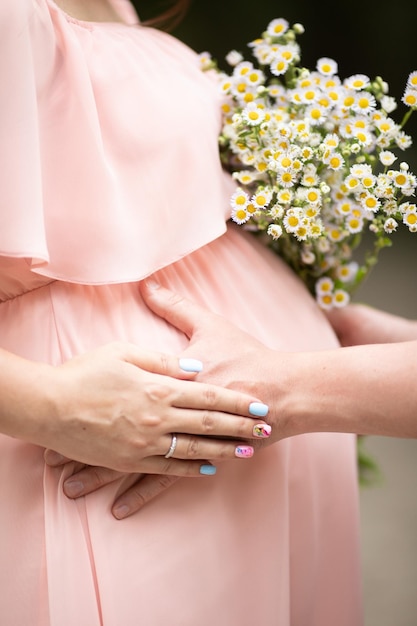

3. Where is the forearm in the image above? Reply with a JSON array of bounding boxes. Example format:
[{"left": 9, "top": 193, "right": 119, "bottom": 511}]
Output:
[
  {"left": 278, "top": 340, "right": 417, "bottom": 439},
  {"left": 0, "top": 348, "right": 52, "bottom": 442}
]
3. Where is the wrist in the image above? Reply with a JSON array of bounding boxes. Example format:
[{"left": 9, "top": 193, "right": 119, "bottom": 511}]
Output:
[{"left": 0, "top": 349, "right": 59, "bottom": 444}]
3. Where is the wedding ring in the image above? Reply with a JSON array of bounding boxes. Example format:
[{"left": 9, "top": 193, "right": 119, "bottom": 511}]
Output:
[{"left": 164, "top": 434, "right": 178, "bottom": 459}]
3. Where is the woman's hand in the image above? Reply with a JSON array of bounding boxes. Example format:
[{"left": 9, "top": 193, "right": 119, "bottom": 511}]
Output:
[
  {"left": 38, "top": 341, "right": 270, "bottom": 473},
  {"left": 47, "top": 281, "right": 285, "bottom": 518}
]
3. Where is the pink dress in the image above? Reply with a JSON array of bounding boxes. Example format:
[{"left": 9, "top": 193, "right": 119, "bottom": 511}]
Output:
[{"left": 0, "top": 1, "right": 363, "bottom": 624}]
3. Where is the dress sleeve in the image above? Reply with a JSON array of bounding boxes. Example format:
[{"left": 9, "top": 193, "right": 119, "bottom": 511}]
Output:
[
  {"left": 0, "top": 0, "right": 56, "bottom": 262},
  {"left": 0, "top": 2, "right": 231, "bottom": 284}
]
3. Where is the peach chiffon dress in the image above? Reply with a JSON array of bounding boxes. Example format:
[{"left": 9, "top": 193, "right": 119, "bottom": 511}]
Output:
[{"left": 0, "top": 1, "right": 363, "bottom": 624}]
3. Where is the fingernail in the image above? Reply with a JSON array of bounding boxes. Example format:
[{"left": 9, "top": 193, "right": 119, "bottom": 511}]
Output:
[
  {"left": 235, "top": 445, "right": 254, "bottom": 458},
  {"left": 200, "top": 464, "right": 217, "bottom": 475},
  {"left": 145, "top": 278, "right": 160, "bottom": 290},
  {"left": 63, "top": 480, "right": 84, "bottom": 497},
  {"left": 253, "top": 423, "right": 272, "bottom": 438},
  {"left": 179, "top": 358, "right": 203, "bottom": 373},
  {"left": 112, "top": 504, "right": 130, "bottom": 519},
  {"left": 249, "top": 402, "right": 269, "bottom": 417}
]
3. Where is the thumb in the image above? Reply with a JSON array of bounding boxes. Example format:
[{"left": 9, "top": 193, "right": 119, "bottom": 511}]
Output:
[{"left": 139, "top": 278, "right": 203, "bottom": 339}]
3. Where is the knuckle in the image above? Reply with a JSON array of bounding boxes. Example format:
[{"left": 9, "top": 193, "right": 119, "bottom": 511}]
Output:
[
  {"left": 201, "top": 411, "right": 215, "bottom": 433},
  {"left": 166, "top": 291, "right": 187, "bottom": 309},
  {"left": 202, "top": 386, "right": 218, "bottom": 408},
  {"left": 186, "top": 437, "right": 200, "bottom": 458},
  {"left": 155, "top": 475, "right": 179, "bottom": 490},
  {"left": 124, "top": 488, "right": 148, "bottom": 510},
  {"left": 158, "top": 352, "right": 170, "bottom": 375},
  {"left": 89, "top": 467, "right": 108, "bottom": 488},
  {"left": 145, "top": 381, "right": 172, "bottom": 403},
  {"left": 218, "top": 442, "right": 234, "bottom": 459},
  {"left": 235, "top": 417, "right": 250, "bottom": 438}
]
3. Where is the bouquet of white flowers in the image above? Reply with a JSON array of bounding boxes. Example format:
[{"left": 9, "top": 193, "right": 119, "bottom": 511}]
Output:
[{"left": 200, "top": 18, "right": 417, "bottom": 308}]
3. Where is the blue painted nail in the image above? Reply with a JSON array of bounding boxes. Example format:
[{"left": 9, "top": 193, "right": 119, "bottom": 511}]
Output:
[
  {"left": 249, "top": 402, "right": 269, "bottom": 417},
  {"left": 179, "top": 358, "right": 203, "bottom": 373},
  {"left": 200, "top": 464, "right": 217, "bottom": 476}
]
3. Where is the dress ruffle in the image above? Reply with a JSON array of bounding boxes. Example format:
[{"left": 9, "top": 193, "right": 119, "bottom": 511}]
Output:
[{"left": 0, "top": 0, "right": 232, "bottom": 284}]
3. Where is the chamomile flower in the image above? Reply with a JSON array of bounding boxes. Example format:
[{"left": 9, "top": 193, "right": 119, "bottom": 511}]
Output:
[
  {"left": 395, "top": 131, "right": 412, "bottom": 150},
  {"left": 233, "top": 170, "right": 257, "bottom": 185},
  {"left": 316, "top": 292, "right": 334, "bottom": 310},
  {"left": 323, "top": 151, "right": 345, "bottom": 170},
  {"left": 226, "top": 50, "right": 244, "bottom": 66},
  {"left": 333, "top": 289, "right": 350, "bottom": 307},
  {"left": 252, "top": 189, "right": 273, "bottom": 209},
  {"left": 336, "top": 262, "right": 359, "bottom": 282},
  {"left": 230, "top": 188, "right": 250, "bottom": 210},
  {"left": 277, "top": 189, "right": 293, "bottom": 204},
  {"left": 315, "top": 276, "right": 334, "bottom": 293},
  {"left": 301, "top": 247, "right": 316, "bottom": 264},
  {"left": 384, "top": 218, "right": 398, "bottom": 233},
  {"left": 305, "top": 104, "right": 327, "bottom": 126},
  {"left": 276, "top": 169, "right": 297, "bottom": 187},
  {"left": 283, "top": 209, "right": 303, "bottom": 232},
  {"left": 266, "top": 18, "right": 290, "bottom": 37},
  {"left": 267, "top": 224, "right": 283, "bottom": 239},
  {"left": 380, "top": 96, "right": 397, "bottom": 114},
  {"left": 242, "top": 103, "right": 266, "bottom": 126},
  {"left": 379, "top": 150, "right": 397, "bottom": 166},
  {"left": 268, "top": 204, "right": 285, "bottom": 219},
  {"left": 402, "top": 87, "right": 417, "bottom": 109},
  {"left": 344, "top": 74, "right": 371, "bottom": 91},
  {"left": 198, "top": 51, "right": 213, "bottom": 70},
  {"left": 402, "top": 209, "right": 417, "bottom": 231},
  {"left": 360, "top": 193, "right": 381, "bottom": 213},
  {"left": 270, "top": 56, "right": 290, "bottom": 77},
  {"left": 345, "top": 214, "right": 364, "bottom": 233},
  {"left": 316, "top": 57, "right": 338, "bottom": 76},
  {"left": 407, "top": 71, "right": 417, "bottom": 88},
  {"left": 353, "top": 92, "right": 377, "bottom": 114}
]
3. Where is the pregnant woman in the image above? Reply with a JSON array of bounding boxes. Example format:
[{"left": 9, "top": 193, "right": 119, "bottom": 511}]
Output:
[{"left": 0, "top": 1, "right": 362, "bottom": 624}]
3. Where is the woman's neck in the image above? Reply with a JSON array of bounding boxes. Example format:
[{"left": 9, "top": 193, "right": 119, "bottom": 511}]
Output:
[{"left": 53, "top": 0, "right": 125, "bottom": 23}]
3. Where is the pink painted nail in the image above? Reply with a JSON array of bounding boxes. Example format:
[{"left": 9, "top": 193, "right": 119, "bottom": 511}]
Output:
[
  {"left": 253, "top": 423, "right": 272, "bottom": 438},
  {"left": 235, "top": 445, "right": 254, "bottom": 458}
]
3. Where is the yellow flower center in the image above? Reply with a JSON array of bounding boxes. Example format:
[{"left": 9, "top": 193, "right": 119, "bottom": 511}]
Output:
[
  {"left": 357, "top": 97, "right": 369, "bottom": 109},
  {"left": 365, "top": 197, "right": 377, "bottom": 209}
]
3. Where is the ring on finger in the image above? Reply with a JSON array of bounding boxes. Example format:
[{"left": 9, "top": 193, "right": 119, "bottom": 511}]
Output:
[{"left": 164, "top": 434, "right": 178, "bottom": 459}]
